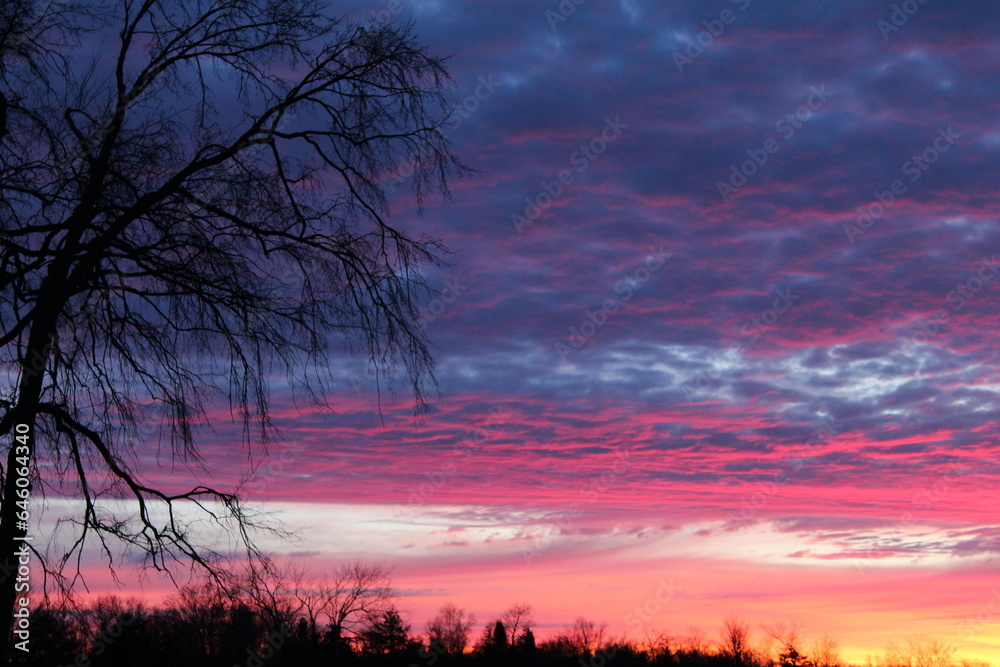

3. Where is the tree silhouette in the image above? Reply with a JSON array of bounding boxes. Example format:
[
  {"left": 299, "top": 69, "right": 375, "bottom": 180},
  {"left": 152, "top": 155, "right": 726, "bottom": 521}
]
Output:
[
  {"left": 762, "top": 621, "right": 808, "bottom": 667},
  {"left": 810, "top": 635, "right": 843, "bottom": 667},
  {"left": 516, "top": 626, "right": 536, "bottom": 653},
  {"left": 719, "top": 616, "right": 752, "bottom": 666},
  {"left": 0, "top": 0, "right": 465, "bottom": 652},
  {"left": 565, "top": 616, "right": 608, "bottom": 658},
  {"left": 474, "top": 619, "right": 509, "bottom": 663},
  {"left": 878, "top": 635, "right": 957, "bottom": 667},
  {"left": 500, "top": 602, "right": 533, "bottom": 645},
  {"left": 492, "top": 620, "right": 509, "bottom": 652},
  {"left": 427, "top": 602, "right": 476, "bottom": 656},
  {"left": 7, "top": 592, "right": 987, "bottom": 667},
  {"left": 780, "top": 644, "right": 813, "bottom": 667},
  {"left": 19, "top": 602, "right": 83, "bottom": 665},
  {"left": 360, "top": 606, "right": 418, "bottom": 663},
  {"left": 641, "top": 630, "right": 673, "bottom": 665}
]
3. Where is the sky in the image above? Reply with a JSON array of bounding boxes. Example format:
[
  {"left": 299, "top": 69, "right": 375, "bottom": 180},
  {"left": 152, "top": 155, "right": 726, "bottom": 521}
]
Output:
[{"left": 51, "top": 0, "right": 1000, "bottom": 663}]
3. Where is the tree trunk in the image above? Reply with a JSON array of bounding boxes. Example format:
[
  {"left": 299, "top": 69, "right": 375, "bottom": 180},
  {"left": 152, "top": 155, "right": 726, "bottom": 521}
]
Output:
[{"left": 0, "top": 310, "right": 58, "bottom": 660}]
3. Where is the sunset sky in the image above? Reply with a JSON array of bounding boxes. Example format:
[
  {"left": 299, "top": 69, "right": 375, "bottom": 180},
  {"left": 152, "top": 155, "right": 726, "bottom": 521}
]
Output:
[{"left": 53, "top": 0, "right": 1000, "bottom": 663}]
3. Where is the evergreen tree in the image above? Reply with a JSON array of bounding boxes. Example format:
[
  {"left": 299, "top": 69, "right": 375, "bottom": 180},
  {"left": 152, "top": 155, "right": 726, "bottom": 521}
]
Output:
[
  {"left": 361, "top": 607, "right": 416, "bottom": 659},
  {"left": 516, "top": 627, "right": 536, "bottom": 652},
  {"left": 492, "top": 620, "right": 509, "bottom": 652}
]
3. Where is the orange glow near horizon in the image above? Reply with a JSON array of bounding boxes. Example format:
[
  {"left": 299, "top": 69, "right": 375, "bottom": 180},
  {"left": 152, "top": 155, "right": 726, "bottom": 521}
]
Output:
[{"left": 63, "top": 500, "right": 1000, "bottom": 666}]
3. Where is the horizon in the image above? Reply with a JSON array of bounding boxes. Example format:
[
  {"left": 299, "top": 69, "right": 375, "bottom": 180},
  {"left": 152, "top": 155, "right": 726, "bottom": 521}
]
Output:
[{"left": 54, "top": 489, "right": 999, "bottom": 665}]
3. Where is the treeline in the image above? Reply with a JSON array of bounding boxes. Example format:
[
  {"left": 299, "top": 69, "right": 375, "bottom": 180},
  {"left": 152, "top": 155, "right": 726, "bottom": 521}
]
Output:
[{"left": 12, "top": 563, "right": 985, "bottom": 667}]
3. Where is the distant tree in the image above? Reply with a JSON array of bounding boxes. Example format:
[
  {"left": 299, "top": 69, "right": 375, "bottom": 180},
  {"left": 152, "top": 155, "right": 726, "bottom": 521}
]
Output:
[
  {"left": 69, "top": 594, "right": 148, "bottom": 666},
  {"left": 474, "top": 619, "right": 509, "bottom": 659},
  {"left": 360, "top": 606, "right": 418, "bottom": 659},
  {"left": 285, "top": 561, "right": 392, "bottom": 647},
  {"left": 492, "top": 620, "right": 509, "bottom": 651},
  {"left": 810, "top": 635, "right": 843, "bottom": 667},
  {"left": 500, "top": 602, "right": 534, "bottom": 645},
  {"left": 427, "top": 602, "right": 476, "bottom": 656},
  {"left": 219, "top": 600, "right": 263, "bottom": 664},
  {"left": 239, "top": 559, "right": 392, "bottom": 646},
  {"left": 642, "top": 630, "right": 674, "bottom": 664},
  {"left": 16, "top": 602, "right": 83, "bottom": 665},
  {"left": 168, "top": 585, "right": 231, "bottom": 659},
  {"left": 780, "top": 643, "right": 814, "bottom": 667},
  {"left": 761, "top": 621, "right": 809, "bottom": 667},
  {"left": 720, "top": 616, "right": 752, "bottom": 665},
  {"left": 288, "top": 568, "right": 331, "bottom": 644},
  {"left": 320, "top": 617, "right": 358, "bottom": 663},
  {"left": 538, "top": 633, "right": 575, "bottom": 662},
  {"left": 516, "top": 626, "right": 537, "bottom": 653},
  {"left": 605, "top": 638, "right": 647, "bottom": 667},
  {"left": 323, "top": 561, "right": 395, "bottom": 643},
  {"left": 682, "top": 626, "right": 712, "bottom": 655},
  {"left": 238, "top": 562, "right": 300, "bottom": 634},
  {"left": 878, "top": 635, "right": 956, "bottom": 667},
  {"left": 565, "top": 616, "right": 608, "bottom": 657}
]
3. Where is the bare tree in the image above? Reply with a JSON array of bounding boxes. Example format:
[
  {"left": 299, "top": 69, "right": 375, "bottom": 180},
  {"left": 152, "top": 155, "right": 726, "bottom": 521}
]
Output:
[
  {"left": 810, "top": 634, "right": 843, "bottom": 667},
  {"left": 288, "top": 567, "right": 335, "bottom": 643},
  {"left": 719, "top": 615, "right": 752, "bottom": 665},
  {"left": 238, "top": 560, "right": 301, "bottom": 634},
  {"left": 321, "top": 561, "right": 395, "bottom": 643},
  {"left": 760, "top": 620, "right": 807, "bottom": 667},
  {"left": 236, "top": 558, "right": 393, "bottom": 644},
  {"left": 641, "top": 629, "right": 673, "bottom": 662},
  {"left": 879, "top": 635, "right": 956, "bottom": 667},
  {"left": 427, "top": 602, "right": 476, "bottom": 656},
  {"left": 565, "top": 616, "right": 608, "bottom": 657},
  {"left": 167, "top": 584, "right": 232, "bottom": 658},
  {"left": 681, "top": 626, "right": 711, "bottom": 655},
  {"left": 500, "top": 602, "right": 533, "bottom": 645},
  {"left": 0, "top": 0, "right": 465, "bottom": 652}
]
